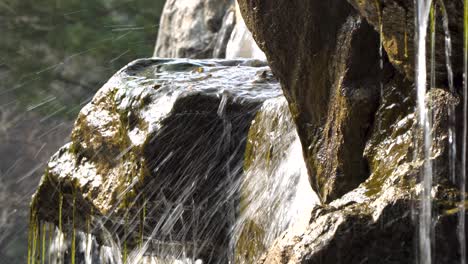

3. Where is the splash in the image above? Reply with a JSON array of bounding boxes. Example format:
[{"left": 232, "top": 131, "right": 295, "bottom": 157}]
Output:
[
  {"left": 27, "top": 59, "right": 319, "bottom": 263},
  {"left": 231, "top": 97, "right": 318, "bottom": 263}
]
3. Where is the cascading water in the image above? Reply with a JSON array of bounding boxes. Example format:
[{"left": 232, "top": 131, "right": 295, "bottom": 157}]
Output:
[
  {"left": 225, "top": 2, "right": 266, "bottom": 60},
  {"left": 415, "top": 0, "right": 433, "bottom": 263},
  {"left": 230, "top": 97, "right": 318, "bottom": 263},
  {"left": 27, "top": 57, "right": 318, "bottom": 264},
  {"left": 461, "top": 1, "right": 468, "bottom": 263},
  {"left": 437, "top": 1, "right": 457, "bottom": 186}
]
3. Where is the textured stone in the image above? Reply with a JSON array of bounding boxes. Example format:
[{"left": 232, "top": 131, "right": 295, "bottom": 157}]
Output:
[
  {"left": 237, "top": 0, "right": 467, "bottom": 262},
  {"left": 154, "top": 0, "right": 234, "bottom": 58},
  {"left": 31, "top": 58, "right": 282, "bottom": 262},
  {"left": 238, "top": 0, "right": 382, "bottom": 202},
  {"left": 346, "top": 0, "right": 465, "bottom": 82}
]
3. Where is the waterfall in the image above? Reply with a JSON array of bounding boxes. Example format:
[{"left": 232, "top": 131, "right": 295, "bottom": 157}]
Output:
[
  {"left": 438, "top": 1, "right": 457, "bottom": 186},
  {"left": 415, "top": 0, "right": 433, "bottom": 263},
  {"left": 27, "top": 58, "right": 320, "bottom": 264},
  {"left": 231, "top": 97, "right": 318, "bottom": 263},
  {"left": 461, "top": 2, "right": 468, "bottom": 264},
  {"left": 225, "top": 2, "right": 266, "bottom": 60}
]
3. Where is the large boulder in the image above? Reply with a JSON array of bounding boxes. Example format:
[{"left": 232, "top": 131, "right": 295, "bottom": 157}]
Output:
[
  {"left": 30, "top": 58, "right": 282, "bottom": 263},
  {"left": 154, "top": 0, "right": 234, "bottom": 58},
  {"left": 258, "top": 87, "right": 466, "bottom": 263},
  {"left": 238, "top": 0, "right": 382, "bottom": 202}
]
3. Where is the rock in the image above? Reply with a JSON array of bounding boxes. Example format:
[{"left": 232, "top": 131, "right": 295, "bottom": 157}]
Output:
[
  {"left": 234, "top": 97, "right": 318, "bottom": 263},
  {"left": 212, "top": 7, "right": 236, "bottom": 58},
  {"left": 154, "top": 0, "right": 234, "bottom": 58},
  {"left": 238, "top": 0, "right": 382, "bottom": 202},
  {"left": 237, "top": 0, "right": 467, "bottom": 262},
  {"left": 154, "top": 0, "right": 265, "bottom": 60},
  {"left": 30, "top": 58, "right": 282, "bottom": 263},
  {"left": 225, "top": 2, "right": 266, "bottom": 60},
  {"left": 260, "top": 185, "right": 466, "bottom": 264},
  {"left": 259, "top": 88, "right": 466, "bottom": 264},
  {"left": 346, "top": 0, "right": 465, "bottom": 82}
]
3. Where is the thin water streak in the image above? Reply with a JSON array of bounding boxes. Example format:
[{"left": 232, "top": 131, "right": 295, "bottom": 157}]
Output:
[
  {"left": 415, "top": 0, "right": 434, "bottom": 263},
  {"left": 460, "top": 1, "right": 468, "bottom": 264}
]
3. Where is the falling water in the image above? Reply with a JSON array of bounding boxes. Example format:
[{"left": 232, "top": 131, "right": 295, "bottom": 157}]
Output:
[
  {"left": 438, "top": 1, "right": 457, "bottom": 185},
  {"left": 27, "top": 58, "right": 319, "bottom": 264},
  {"left": 415, "top": 0, "right": 434, "bottom": 263},
  {"left": 461, "top": 1, "right": 468, "bottom": 263},
  {"left": 225, "top": 2, "right": 266, "bottom": 60},
  {"left": 230, "top": 97, "right": 318, "bottom": 263},
  {"left": 374, "top": 0, "right": 384, "bottom": 109}
]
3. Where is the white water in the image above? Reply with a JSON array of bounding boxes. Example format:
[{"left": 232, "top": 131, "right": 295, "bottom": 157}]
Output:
[
  {"left": 460, "top": 2, "right": 468, "bottom": 263},
  {"left": 439, "top": 2, "right": 457, "bottom": 185},
  {"left": 230, "top": 97, "right": 318, "bottom": 263},
  {"left": 415, "top": 0, "right": 433, "bottom": 263},
  {"left": 225, "top": 2, "right": 266, "bottom": 60},
  {"left": 44, "top": 97, "right": 317, "bottom": 264}
]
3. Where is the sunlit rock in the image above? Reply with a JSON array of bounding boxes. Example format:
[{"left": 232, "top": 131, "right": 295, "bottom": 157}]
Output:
[
  {"left": 154, "top": 0, "right": 234, "bottom": 58},
  {"left": 154, "top": 0, "right": 265, "bottom": 61},
  {"left": 225, "top": 2, "right": 266, "bottom": 60},
  {"left": 238, "top": 0, "right": 467, "bottom": 263},
  {"left": 233, "top": 97, "right": 318, "bottom": 263},
  {"left": 31, "top": 58, "right": 283, "bottom": 263},
  {"left": 346, "top": 0, "right": 465, "bottom": 82},
  {"left": 239, "top": 0, "right": 382, "bottom": 202}
]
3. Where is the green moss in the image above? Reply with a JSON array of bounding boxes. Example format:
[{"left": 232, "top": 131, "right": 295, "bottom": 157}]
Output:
[{"left": 235, "top": 220, "right": 266, "bottom": 263}]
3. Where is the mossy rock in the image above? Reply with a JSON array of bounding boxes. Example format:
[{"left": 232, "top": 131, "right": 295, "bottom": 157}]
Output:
[{"left": 30, "top": 58, "right": 282, "bottom": 262}]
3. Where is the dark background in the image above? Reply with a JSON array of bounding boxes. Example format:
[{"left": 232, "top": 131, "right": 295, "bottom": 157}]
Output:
[{"left": 0, "top": 0, "right": 166, "bottom": 261}]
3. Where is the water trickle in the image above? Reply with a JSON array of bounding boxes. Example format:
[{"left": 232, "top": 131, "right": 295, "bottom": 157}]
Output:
[
  {"left": 374, "top": 0, "right": 384, "bottom": 107},
  {"left": 438, "top": 1, "right": 457, "bottom": 185},
  {"left": 415, "top": 0, "right": 434, "bottom": 263},
  {"left": 225, "top": 2, "right": 266, "bottom": 60},
  {"left": 232, "top": 97, "right": 318, "bottom": 263},
  {"left": 460, "top": 2, "right": 468, "bottom": 263},
  {"left": 29, "top": 59, "right": 314, "bottom": 263}
]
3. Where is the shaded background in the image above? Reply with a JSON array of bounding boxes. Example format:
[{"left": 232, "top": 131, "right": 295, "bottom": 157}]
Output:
[{"left": 0, "top": 0, "right": 165, "bottom": 262}]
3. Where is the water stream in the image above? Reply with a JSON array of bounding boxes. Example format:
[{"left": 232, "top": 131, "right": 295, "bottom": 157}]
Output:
[
  {"left": 26, "top": 56, "right": 317, "bottom": 264},
  {"left": 23, "top": 1, "right": 468, "bottom": 263},
  {"left": 415, "top": 0, "right": 434, "bottom": 263},
  {"left": 461, "top": 2, "right": 468, "bottom": 263}
]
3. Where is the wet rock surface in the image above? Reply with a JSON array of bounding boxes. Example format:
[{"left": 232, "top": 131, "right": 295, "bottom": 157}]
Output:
[
  {"left": 31, "top": 58, "right": 282, "bottom": 262},
  {"left": 238, "top": 0, "right": 382, "bottom": 203},
  {"left": 347, "top": 0, "right": 465, "bottom": 82},
  {"left": 258, "top": 87, "right": 466, "bottom": 263},
  {"left": 154, "top": 0, "right": 234, "bottom": 58},
  {"left": 238, "top": 0, "right": 467, "bottom": 263},
  {"left": 234, "top": 97, "right": 318, "bottom": 263},
  {"left": 154, "top": 0, "right": 265, "bottom": 60}
]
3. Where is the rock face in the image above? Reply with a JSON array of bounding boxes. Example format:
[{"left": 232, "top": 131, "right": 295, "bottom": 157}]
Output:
[
  {"left": 225, "top": 2, "right": 266, "bottom": 60},
  {"left": 238, "top": 0, "right": 467, "bottom": 263},
  {"left": 154, "top": 0, "right": 234, "bottom": 58},
  {"left": 234, "top": 97, "right": 317, "bottom": 263},
  {"left": 259, "top": 87, "right": 465, "bottom": 264},
  {"left": 31, "top": 58, "right": 282, "bottom": 263},
  {"left": 346, "top": 0, "right": 465, "bottom": 82},
  {"left": 154, "top": 0, "right": 265, "bottom": 60},
  {"left": 238, "top": 0, "right": 382, "bottom": 202}
]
